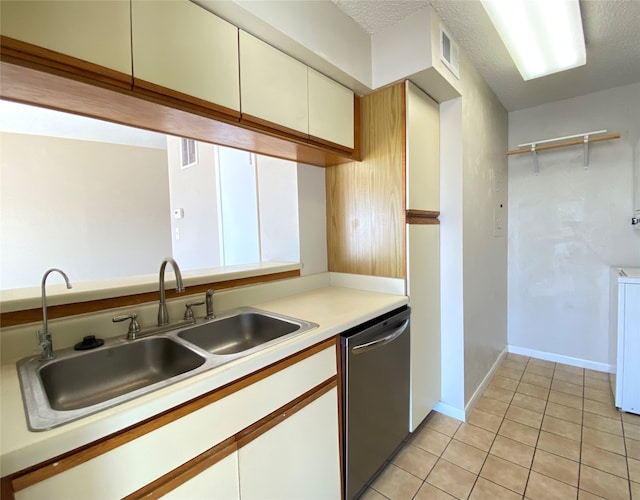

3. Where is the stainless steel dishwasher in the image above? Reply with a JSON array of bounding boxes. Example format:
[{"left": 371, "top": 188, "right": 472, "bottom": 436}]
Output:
[{"left": 341, "top": 306, "right": 411, "bottom": 500}]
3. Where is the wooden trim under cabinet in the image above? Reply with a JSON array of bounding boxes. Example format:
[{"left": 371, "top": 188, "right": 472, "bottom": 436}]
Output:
[
  {"left": 133, "top": 77, "right": 241, "bottom": 122},
  {"left": 0, "top": 35, "right": 132, "bottom": 90},
  {"left": 1, "top": 476, "right": 14, "bottom": 500},
  {"left": 335, "top": 338, "right": 345, "bottom": 499},
  {"left": 406, "top": 209, "right": 440, "bottom": 225},
  {"left": 240, "top": 112, "right": 310, "bottom": 141},
  {"left": 0, "top": 60, "right": 356, "bottom": 168},
  {"left": 6, "top": 337, "right": 337, "bottom": 494},
  {"left": 309, "top": 134, "right": 357, "bottom": 156}
]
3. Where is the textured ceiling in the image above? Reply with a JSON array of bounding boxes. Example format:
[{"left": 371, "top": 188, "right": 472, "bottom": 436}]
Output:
[
  {"left": 331, "top": 0, "right": 640, "bottom": 111},
  {"left": 330, "top": 0, "right": 428, "bottom": 34}
]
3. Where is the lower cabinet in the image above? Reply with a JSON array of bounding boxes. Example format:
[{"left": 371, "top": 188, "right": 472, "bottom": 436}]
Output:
[
  {"left": 6, "top": 339, "right": 340, "bottom": 500},
  {"left": 239, "top": 387, "right": 341, "bottom": 500}
]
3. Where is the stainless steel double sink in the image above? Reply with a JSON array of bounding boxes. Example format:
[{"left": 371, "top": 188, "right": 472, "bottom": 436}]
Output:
[{"left": 17, "top": 307, "right": 317, "bottom": 431}]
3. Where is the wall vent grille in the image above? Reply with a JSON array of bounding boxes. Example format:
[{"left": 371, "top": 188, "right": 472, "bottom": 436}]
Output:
[{"left": 440, "top": 25, "right": 460, "bottom": 79}]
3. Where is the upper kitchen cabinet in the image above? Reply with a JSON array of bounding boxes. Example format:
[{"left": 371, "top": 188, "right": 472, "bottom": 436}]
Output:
[
  {"left": 239, "top": 30, "right": 309, "bottom": 138},
  {"left": 131, "top": 0, "right": 240, "bottom": 118},
  {"left": 0, "top": 0, "right": 131, "bottom": 86},
  {"left": 308, "top": 68, "right": 355, "bottom": 150}
]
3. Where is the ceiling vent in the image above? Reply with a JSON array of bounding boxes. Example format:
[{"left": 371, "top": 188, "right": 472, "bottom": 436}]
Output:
[{"left": 440, "top": 25, "right": 460, "bottom": 79}]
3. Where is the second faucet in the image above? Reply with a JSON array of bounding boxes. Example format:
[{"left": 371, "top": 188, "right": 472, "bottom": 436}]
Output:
[{"left": 157, "top": 257, "right": 184, "bottom": 326}]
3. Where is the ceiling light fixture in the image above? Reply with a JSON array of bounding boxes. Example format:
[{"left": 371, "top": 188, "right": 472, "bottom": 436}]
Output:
[{"left": 480, "top": 0, "right": 586, "bottom": 81}]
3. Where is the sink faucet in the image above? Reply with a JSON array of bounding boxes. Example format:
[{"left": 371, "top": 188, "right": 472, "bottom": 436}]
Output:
[
  {"left": 157, "top": 257, "right": 185, "bottom": 326},
  {"left": 38, "top": 268, "right": 72, "bottom": 361}
]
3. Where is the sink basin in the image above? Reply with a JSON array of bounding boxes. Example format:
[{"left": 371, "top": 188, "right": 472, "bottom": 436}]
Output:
[
  {"left": 39, "top": 337, "right": 205, "bottom": 411},
  {"left": 178, "top": 312, "right": 300, "bottom": 355},
  {"left": 17, "top": 307, "right": 317, "bottom": 430}
]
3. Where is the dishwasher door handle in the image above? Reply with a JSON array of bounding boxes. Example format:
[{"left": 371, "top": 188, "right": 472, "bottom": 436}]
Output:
[{"left": 350, "top": 320, "right": 409, "bottom": 355}]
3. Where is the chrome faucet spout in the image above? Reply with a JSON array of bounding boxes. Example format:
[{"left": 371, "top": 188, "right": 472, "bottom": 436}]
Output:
[
  {"left": 158, "top": 257, "right": 184, "bottom": 326},
  {"left": 39, "top": 268, "right": 72, "bottom": 361}
]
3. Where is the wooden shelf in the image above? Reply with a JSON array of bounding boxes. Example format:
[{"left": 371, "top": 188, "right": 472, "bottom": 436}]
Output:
[{"left": 507, "top": 133, "right": 621, "bottom": 156}]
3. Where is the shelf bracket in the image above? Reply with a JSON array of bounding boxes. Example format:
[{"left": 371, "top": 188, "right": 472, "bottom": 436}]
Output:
[
  {"left": 583, "top": 134, "right": 590, "bottom": 168},
  {"left": 531, "top": 144, "right": 539, "bottom": 174}
]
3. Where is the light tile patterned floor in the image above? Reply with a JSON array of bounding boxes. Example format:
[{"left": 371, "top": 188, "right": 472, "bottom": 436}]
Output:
[{"left": 361, "top": 353, "right": 640, "bottom": 500}]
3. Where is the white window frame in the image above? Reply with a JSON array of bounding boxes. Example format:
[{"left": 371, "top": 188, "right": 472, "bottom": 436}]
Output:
[{"left": 180, "top": 138, "right": 198, "bottom": 169}]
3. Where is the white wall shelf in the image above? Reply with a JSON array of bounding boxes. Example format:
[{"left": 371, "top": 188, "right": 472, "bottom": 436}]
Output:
[{"left": 507, "top": 129, "right": 621, "bottom": 173}]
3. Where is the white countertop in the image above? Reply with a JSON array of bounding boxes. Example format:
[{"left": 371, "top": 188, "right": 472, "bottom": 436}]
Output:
[{"left": 0, "top": 285, "right": 407, "bottom": 475}]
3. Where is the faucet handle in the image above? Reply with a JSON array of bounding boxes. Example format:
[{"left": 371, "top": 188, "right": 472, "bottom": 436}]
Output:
[
  {"left": 113, "top": 313, "right": 141, "bottom": 339},
  {"left": 36, "top": 330, "right": 49, "bottom": 348},
  {"left": 184, "top": 301, "right": 205, "bottom": 321}
]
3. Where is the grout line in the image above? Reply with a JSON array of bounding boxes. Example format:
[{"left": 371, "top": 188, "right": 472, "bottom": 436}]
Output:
[
  {"left": 467, "top": 358, "right": 520, "bottom": 498},
  {"left": 520, "top": 357, "right": 550, "bottom": 498},
  {"left": 576, "top": 364, "right": 585, "bottom": 494}
]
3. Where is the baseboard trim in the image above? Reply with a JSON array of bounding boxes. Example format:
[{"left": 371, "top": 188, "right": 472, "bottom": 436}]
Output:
[
  {"left": 507, "top": 345, "right": 614, "bottom": 373},
  {"left": 432, "top": 402, "right": 466, "bottom": 422},
  {"left": 463, "top": 347, "right": 508, "bottom": 419},
  {"left": 432, "top": 348, "right": 508, "bottom": 423}
]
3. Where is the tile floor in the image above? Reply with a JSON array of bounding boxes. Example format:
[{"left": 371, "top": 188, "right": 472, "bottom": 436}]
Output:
[{"left": 361, "top": 353, "right": 640, "bottom": 500}]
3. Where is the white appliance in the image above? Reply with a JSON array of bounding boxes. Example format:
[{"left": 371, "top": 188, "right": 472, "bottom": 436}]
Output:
[{"left": 611, "top": 267, "right": 640, "bottom": 415}]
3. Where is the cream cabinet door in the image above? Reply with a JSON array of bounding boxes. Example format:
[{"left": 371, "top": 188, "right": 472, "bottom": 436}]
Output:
[
  {"left": 0, "top": 0, "right": 131, "bottom": 74},
  {"left": 308, "top": 68, "right": 354, "bottom": 149},
  {"left": 131, "top": 0, "right": 240, "bottom": 112},
  {"left": 239, "top": 30, "right": 308, "bottom": 135},
  {"left": 238, "top": 388, "right": 341, "bottom": 500},
  {"left": 407, "top": 224, "right": 441, "bottom": 431},
  {"left": 406, "top": 81, "right": 440, "bottom": 211},
  {"left": 162, "top": 451, "right": 240, "bottom": 500}
]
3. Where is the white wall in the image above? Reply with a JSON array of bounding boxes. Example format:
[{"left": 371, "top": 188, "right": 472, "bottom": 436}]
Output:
[
  {"left": 0, "top": 133, "right": 171, "bottom": 289},
  {"left": 256, "top": 155, "right": 300, "bottom": 263},
  {"left": 436, "top": 52, "right": 510, "bottom": 414},
  {"left": 459, "top": 55, "right": 509, "bottom": 405},
  {"left": 217, "top": 147, "right": 260, "bottom": 266},
  {"left": 371, "top": 8, "right": 432, "bottom": 89},
  {"left": 297, "top": 163, "right": 328, "bottom": 275},
  {"left": 508, "top": 82, "right": 640, "bottom": 367},
  {"left": 166, "top": 137, "right": 222, "bottom": 271}
]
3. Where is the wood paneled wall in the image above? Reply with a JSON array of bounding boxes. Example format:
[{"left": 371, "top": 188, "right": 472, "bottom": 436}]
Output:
[{"left": 325, "top": 83, "right": 406, "bottom": 278}]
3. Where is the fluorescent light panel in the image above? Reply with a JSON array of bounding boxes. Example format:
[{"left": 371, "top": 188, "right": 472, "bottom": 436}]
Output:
[{"left": 481, "top": 0, "right": 586, "bottom": 80}]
